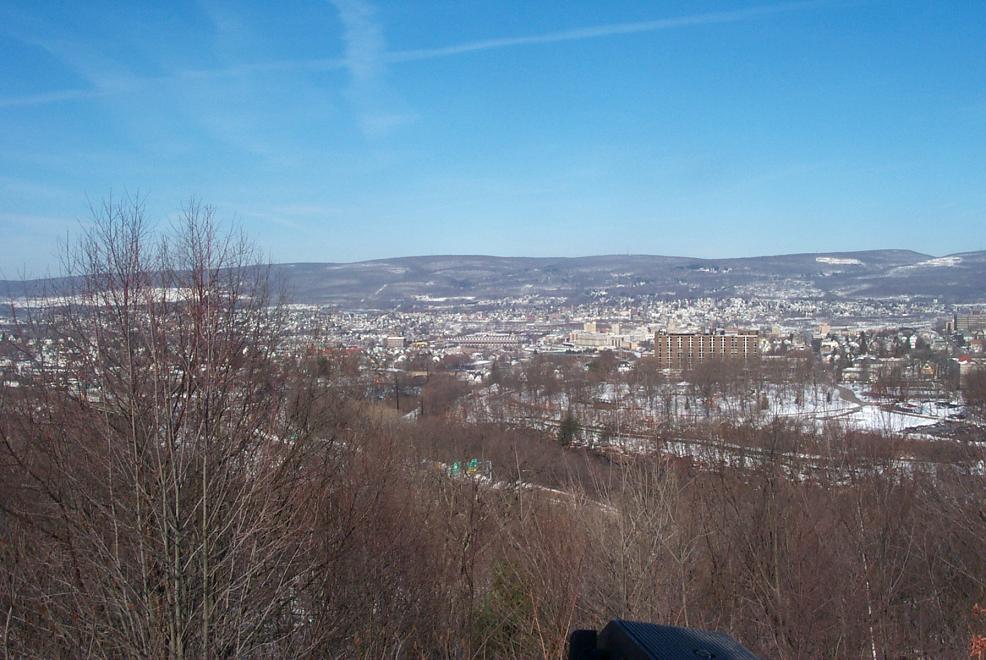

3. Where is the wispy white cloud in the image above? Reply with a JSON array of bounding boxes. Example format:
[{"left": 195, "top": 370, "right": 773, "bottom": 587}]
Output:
[
  {"left": 330, "top": 0, "right": 385, "bottom": 81},
  {"left": 387, "top": 1, "right": 826, "bottom": 63},
  {"left": 0, "top": 28, "right": 144, "bottom": 107},
  {"left": 227, "top": 202, "right": 346, "bottom": 230},
  {"left": 0, "top": 211, "right": 78, "bottom": 232},
  {"left": 329, "top": 0, "right": 415, "bottom": 136},
  {"left": 0, "top": 87, "right": 109, "bottom": 108},
  {"left": 0, "top": 1, "right": 828, "bottom": 109},
  {"left": 0, "top": 176, "right": 74, "bottom": 200},
  {"left": 175, "top": 56, "right": 347, "bottom": 80}
]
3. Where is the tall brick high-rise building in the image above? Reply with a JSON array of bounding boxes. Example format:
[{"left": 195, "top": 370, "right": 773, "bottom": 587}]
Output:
[
  {"left": 953, "top": 311, "right": 986, "bottom": 334},
  {"left": 654, "top": 330, "right": 760, "bottom": 369}
]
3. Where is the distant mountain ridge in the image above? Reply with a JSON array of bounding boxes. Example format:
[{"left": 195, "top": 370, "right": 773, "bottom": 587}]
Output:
[
  {"left": 269, "top": 249, "right": 986, "bottom": 306},
  {"left": 4, "top": 249, "right": 986, "bottom": 307}
]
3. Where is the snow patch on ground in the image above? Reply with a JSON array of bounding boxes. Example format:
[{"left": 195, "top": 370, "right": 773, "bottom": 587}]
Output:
[
  {"left": 466, "top": 382, "right": 966, "bottom": 440},
  {"left": 816, "top": 257, "right": 863, "bottom": 265},
  {"left": 903, "top": 256, "right": 963, "bottom": 269},
  {"left": 412, "top": 295, "right": 477, "bottom": 302}
]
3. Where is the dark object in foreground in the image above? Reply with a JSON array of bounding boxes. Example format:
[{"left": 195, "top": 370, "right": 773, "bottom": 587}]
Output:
[{"left": 569, "top": 620, "right": 759, "bottom": 660}]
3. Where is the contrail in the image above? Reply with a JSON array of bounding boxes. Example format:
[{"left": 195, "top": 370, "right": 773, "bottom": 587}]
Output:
[
  {"left": 386, "top": 1, "right": 826, "bottom": 64},
  {"left": 0, "top": 1, "right": 828, "bottom": 108}
]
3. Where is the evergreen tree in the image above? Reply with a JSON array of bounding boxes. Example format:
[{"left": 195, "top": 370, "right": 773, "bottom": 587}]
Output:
[{"left": 558, "top": 410, "right": 580, "bottom": 446}]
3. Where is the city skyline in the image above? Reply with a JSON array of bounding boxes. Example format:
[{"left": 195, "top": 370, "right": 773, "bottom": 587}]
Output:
[{"left": 2, "top": 0, "right": 986, "bottom": 276}]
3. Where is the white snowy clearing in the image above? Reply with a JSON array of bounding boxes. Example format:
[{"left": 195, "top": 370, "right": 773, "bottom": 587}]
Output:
[{"left": 464, "top": 381, "right": 963, "bottom": 438}]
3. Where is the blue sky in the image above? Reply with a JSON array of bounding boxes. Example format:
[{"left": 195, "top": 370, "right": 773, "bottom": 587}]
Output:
[{"left": 1, "top": 1, "right": 985, "bottom": 275}]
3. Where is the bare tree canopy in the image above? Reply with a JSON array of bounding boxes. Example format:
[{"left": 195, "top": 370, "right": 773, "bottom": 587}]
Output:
[{"left": 0, "top": 198, "right": 318, "bottom": 656}]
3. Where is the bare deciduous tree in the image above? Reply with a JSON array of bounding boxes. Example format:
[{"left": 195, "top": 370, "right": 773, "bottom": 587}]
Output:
[{"left": 0, "top": 197, "right": 319, "bottom": 656}]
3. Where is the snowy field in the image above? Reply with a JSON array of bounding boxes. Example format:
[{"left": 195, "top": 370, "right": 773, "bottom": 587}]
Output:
[{"left": 466, "top": 381, "right": 966, "bottom": 437}]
